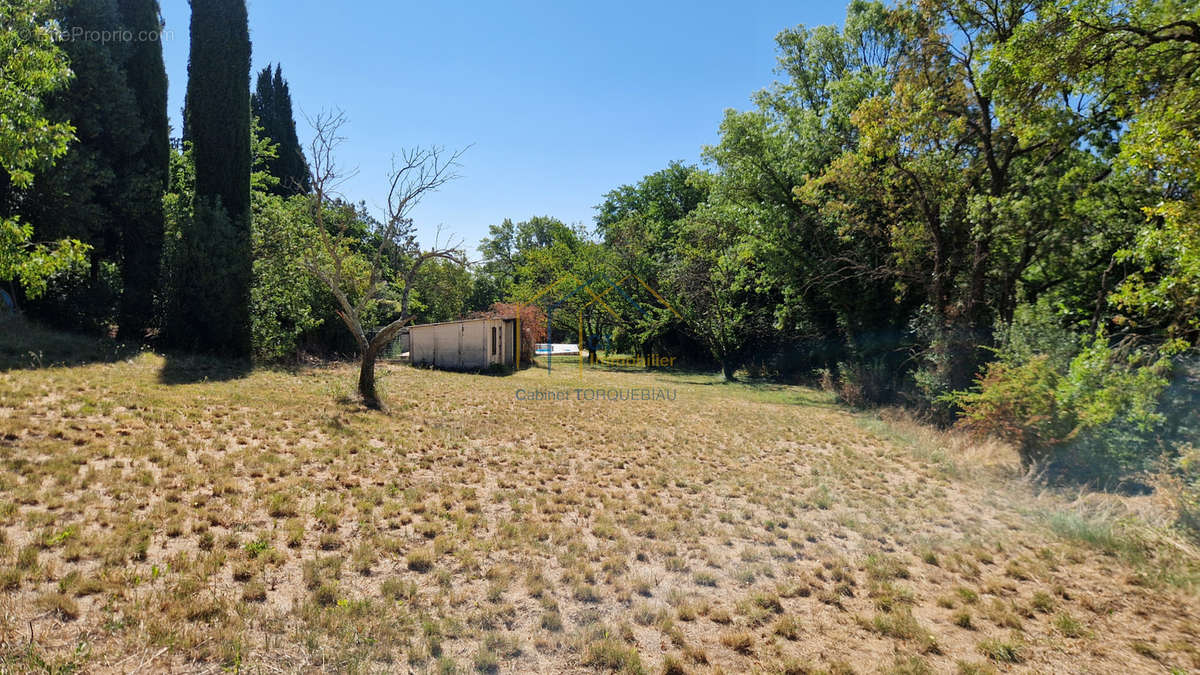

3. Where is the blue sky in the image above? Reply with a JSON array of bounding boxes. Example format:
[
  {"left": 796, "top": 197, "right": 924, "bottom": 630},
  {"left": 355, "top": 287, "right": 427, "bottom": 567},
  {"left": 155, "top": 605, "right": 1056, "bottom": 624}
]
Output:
[{"left": 158, "top": 1, "right": 846, "bottom": 250}]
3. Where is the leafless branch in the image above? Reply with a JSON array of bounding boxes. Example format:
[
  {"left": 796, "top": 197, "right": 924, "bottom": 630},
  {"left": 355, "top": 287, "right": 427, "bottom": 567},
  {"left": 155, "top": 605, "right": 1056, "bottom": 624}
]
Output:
[{"left": 296, "top": 112, "right": 469, "bottom": 408}]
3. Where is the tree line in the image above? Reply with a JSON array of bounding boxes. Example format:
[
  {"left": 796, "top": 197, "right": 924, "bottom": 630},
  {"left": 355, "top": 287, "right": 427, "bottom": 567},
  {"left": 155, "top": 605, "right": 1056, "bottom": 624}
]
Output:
[
  {"left": 464, "top": 0, "right": 1199, "bottom": 484},
  {"left": 2, "top": 0, "right": 1198, "bottom": 484}
]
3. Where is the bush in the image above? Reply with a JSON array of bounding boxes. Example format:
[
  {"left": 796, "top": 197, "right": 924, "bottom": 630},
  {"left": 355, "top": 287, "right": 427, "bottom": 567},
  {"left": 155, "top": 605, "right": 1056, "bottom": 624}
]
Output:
[
  {"left": 951, "top": 307, "right": 1171, "bottom": 481},
  {"left": 954, "top": 354, "right": 1075, "bottom": 468},
  {"left": 249, "top": 194, "right": 324, "bottom": 361},
  {"left": 833, "top": 358, "right": 895, "bottom": 408}
]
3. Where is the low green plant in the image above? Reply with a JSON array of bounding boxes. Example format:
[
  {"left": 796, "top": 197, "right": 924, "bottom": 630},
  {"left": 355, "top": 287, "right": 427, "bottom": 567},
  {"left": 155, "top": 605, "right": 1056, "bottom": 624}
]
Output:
[{"left": 950, "top": 309, "right": 1169, "bottom": 479}]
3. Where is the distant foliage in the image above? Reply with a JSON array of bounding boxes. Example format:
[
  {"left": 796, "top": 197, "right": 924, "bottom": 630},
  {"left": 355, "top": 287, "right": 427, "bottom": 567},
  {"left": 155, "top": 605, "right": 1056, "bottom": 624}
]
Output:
[
  {"left": 250, "top": 193, "right": 324, "bottom": 361},
  {"left": 410, "top": 258, "right": 472, "bottom": 324},
  {"left": 245, "top": 118, "right": 323, "bottom": 360}
]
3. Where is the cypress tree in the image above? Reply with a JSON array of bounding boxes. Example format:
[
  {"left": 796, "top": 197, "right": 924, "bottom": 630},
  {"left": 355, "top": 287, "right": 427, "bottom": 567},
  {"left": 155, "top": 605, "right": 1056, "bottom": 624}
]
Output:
[
  {"left": 115, "top": 0, "right": 169, "bottom": 340},
  {"left": 274, "top": 65, "right": 310, "bottom": 195},
  {"left": 251, "top": 67, "right": 276, "bottom": 134},
  {"left": 173, "top": 0, "right": 252, "bottom": 356},
  {"left": 251, "top": 63, "right": 310, "bottom": 196}
]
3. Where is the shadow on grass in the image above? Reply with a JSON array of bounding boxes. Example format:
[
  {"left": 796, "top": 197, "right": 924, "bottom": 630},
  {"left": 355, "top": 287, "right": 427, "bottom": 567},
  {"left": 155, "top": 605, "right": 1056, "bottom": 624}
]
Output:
[
  {"left": 0, "top": 316, "right": 141, "bottom": 371},
  {"left": 158, "top": 352, "right": 252, "bottom": 384},
  {"left": 0, "top": 315, "right": 254, "bottom": 384}
]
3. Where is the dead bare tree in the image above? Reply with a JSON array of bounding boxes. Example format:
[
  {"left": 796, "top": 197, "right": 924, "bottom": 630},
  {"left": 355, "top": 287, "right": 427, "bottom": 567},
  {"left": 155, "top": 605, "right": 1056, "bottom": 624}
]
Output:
[{"left": 301, "top": 111, "right": 467, "bottom": 409}]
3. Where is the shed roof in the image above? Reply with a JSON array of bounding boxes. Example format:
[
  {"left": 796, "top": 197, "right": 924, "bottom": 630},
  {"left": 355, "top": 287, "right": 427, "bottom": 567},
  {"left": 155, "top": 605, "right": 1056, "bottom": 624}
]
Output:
[{"left": 407, "top": 316, "right": 516, "bottom": 330}]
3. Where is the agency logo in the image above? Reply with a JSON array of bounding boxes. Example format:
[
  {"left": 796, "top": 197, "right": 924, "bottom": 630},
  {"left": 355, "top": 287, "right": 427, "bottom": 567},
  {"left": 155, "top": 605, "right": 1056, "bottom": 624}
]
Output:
[{"left": 516, "top": 272, "right": 682, "bottom": 378}]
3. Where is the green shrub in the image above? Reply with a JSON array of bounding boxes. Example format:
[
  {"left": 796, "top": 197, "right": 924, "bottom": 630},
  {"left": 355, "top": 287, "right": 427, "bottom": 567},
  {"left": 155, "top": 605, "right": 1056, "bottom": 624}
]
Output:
[
  {"left": 249, "top": 193, "right": 324, "bottom": 361},
  {"left": 954, "top": 353, "right": 1073, "bottom": 468},
  {"left": 951, "top": 306, "right": 1170, "bottom": 480}
]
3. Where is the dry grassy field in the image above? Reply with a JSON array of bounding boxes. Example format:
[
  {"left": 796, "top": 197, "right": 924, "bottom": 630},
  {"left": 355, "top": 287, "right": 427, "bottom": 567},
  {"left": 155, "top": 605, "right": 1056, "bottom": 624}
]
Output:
[{"left": 1, "top": 321, "right": 1197, "bottom": 673}]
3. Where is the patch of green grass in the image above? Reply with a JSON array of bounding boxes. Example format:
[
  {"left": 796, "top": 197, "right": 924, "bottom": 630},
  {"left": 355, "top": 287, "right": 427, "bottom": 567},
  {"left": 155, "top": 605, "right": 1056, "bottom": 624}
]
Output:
[
  {"left": 977, "top": 635, "right": 1023, "bottom": 663},
  {"left": 867, "top": 608, "right": 940, "bottom": 654},
  {"left": 1030, "top": 590, "right": 1055, "bottom": 613},
  {"left": 266, "top": 492, "right": 298, "bottom": 518},
  {"left": 1043, "top": 510, "right": 1141, "bottom": 557},
  {"left": 1053, "top": 612, "right": 1090, "bottom": 638},
  {"left": 956, "top": 587, "right": 979, "bottom": 604},
  {"left": 582, "top": 636, "right": 643, "bottom": 673},
  {"left": 243, "top": 536, "right": 271, "bottom": 558}
]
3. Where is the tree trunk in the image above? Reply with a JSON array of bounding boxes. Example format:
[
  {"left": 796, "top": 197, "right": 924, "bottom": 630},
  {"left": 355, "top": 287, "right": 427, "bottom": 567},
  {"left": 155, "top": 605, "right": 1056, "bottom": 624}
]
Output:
[
  {"left": 722, "top": 359, "right": 736, "bottom": 381},
  {"left": 359, "top": 344, "right": 382, "bottom": 409}
]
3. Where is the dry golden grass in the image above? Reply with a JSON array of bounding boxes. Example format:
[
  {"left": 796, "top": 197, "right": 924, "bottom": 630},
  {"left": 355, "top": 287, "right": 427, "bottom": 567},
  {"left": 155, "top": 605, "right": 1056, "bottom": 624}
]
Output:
[{"left": 0, "top": 319, "right": 1198, "bottom": 673}]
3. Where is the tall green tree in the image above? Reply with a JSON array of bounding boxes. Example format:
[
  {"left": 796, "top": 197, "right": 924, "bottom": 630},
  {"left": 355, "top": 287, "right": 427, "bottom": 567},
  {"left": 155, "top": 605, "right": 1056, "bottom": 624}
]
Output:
[
  {"left": 703, "top": 0, "right": 915, "bottom": 389},
  {"left": 477, "top": 215, "right": 577, "bottom": 302},
  {"left": 0, "top": 0, "right": 87, "bottom": 300},
  {"left": 1015, "top": 0, "right": 1200, "bottom": 352},
  {"left": 13, "top": 0, "right": 148, "bottom": 332},
  {"left": 596, "top": 161, "right": 707, "bottom": 358},
  {"left": 410, "top": 258, "right": 473, "bottom": 324},
  {"left": 115, "top": 0, "right": 169, "bottom": 339},
  {"left": 670, "top": 193, "right": 774, "bottom": 380},
  {"left": 251, "top": 63, "right": 310, "bottom": 196},
  {"left": 842, "top": 0, "right": 1142, "bottom": 408},
  {"left": 172, "top": 0, "right": 252, "bottom": 355}
]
